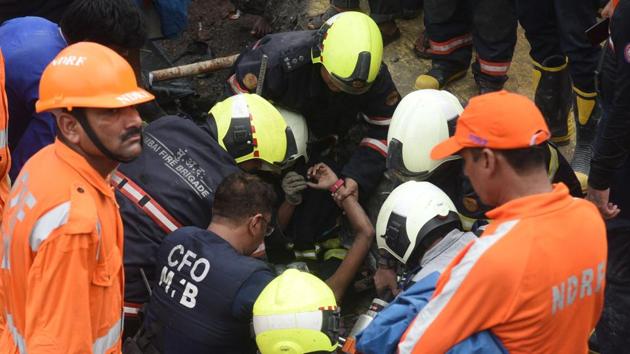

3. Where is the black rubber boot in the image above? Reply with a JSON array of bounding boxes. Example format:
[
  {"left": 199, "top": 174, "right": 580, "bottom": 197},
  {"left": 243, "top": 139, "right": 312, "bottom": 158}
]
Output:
[
  {"left": 532, "top": 55, "right": 574, "bottom": 146},
  {"left": 571, "top": 88, "right": 602, "bottom": 192},
  {"left": 414, "top": 62, "right": 467, "bottom": 90}
]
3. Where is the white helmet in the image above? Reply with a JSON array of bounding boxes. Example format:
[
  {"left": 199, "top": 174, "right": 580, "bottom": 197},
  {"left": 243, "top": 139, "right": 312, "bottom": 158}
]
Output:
[
  {"left": 277, "top": 107, "right": 309, "bottom": 166},
  {"left": 376, "top": 181, "right": 461, "bottom": 265},
  {"left": 387, "top": 89, "right": 463, "bottom": 178}
]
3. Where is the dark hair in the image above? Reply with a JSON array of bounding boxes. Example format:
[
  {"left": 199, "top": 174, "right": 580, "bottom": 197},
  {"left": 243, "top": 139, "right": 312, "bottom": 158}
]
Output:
[
  {"left": 60, "top": 0, "right": 147, "bottom": 49},
  {"left": 212, "top": 172, "right": 277, "bottom": 222},
  {"left": 469, "top": 143, "right": 547, "bottom": 174}
]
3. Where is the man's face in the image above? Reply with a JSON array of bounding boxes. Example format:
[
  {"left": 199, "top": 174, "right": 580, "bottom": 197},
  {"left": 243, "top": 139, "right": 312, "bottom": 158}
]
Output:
[
  {"left": 319, "top": 66, "right": 342, "bottom": 93},
  {"left": 83, "top": 106, "right": 143, "bottom": 162}
]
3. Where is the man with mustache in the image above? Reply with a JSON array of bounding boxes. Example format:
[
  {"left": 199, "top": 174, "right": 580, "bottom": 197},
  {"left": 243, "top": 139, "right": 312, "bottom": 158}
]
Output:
[{"left": 0, "top": 42, "right": 154, "bottom": 353}]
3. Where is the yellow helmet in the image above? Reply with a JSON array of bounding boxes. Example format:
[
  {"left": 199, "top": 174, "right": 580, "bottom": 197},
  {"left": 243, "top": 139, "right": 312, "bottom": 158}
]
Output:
[
  {"left": 311, "top": 11, "right": 383, "bottom": 95},
  {"left": 209, "top": 94, "right": 297, "bottom": 171},
  {"left": 253, "top": 269, "right": 339, "bottom": 354}
]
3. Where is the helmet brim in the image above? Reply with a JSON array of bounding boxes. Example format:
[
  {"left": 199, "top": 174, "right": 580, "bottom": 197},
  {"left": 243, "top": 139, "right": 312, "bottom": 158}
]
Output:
[{"left": 36, "top": 87, "right": 155, "bottom": 113}]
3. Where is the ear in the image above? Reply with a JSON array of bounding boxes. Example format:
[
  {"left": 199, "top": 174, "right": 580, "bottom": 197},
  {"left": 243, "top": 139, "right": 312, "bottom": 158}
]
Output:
[
  {"left": 481, "top": 148, "right": 497, "bottom": 175},
  {"left": 248, "top": 214, "right": 263, "bottom": 236},
  {"left": 55, "top": 110, "right": 83, "bottom": 145}
]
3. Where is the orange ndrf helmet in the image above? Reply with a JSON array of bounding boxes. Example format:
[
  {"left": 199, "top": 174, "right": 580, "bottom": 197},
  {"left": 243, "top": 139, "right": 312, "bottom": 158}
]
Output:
[{"left": 36, "top": 41, "right": 154, "bottom": 113}]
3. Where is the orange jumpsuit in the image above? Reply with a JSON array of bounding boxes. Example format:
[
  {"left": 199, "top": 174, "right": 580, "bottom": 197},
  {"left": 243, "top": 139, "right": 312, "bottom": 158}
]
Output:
[
  {"left": 0, "top": 139, "right": 124, "bottom": 354},
  {"left": 399, "top": 183, "right": 607, "bottom": 353}
]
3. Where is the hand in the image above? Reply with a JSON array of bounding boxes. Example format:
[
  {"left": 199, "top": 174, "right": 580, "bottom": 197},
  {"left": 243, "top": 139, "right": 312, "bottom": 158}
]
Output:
[
  {"left": 333, "top": 177, "right": 358, "bottom": 204},
  {"left": 373, "top": 267, "right": 400, "bottom": 299},
  {"left": 306, "top": 163, "right": 339, "bottom": 190},
  {"left": 586, "top": 186, "right": 620, "bottom": 219},
  {"left": 281, "top": 172, "right": 307, "bottom": 206},
  {"left": 251, "top": 15, "right": 272, "bottom": 38},
  {"left": 601, "top": 0, "right": 614, "bottom": 18}
]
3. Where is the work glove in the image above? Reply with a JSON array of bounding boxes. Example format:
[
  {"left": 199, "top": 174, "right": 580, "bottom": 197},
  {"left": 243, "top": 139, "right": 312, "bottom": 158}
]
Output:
[{"left": 282, "top": 171, "right": 307, "bottom": 206}]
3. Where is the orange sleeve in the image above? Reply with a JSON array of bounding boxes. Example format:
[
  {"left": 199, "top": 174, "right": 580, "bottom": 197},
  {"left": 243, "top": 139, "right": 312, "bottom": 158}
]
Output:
[
  {"left": 398, "top": 221, "right": 522, "bottom": 353},
  {"left": 24, "top": 230, "right": 98, "bottom": 353}
]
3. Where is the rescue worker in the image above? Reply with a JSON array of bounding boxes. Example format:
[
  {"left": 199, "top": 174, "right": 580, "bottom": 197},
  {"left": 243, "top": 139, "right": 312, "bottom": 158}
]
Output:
[
  {"left": 374, "top": 89, "right": 582, "bottom": 296},
  {"left": 355, "top": 181, "right": 505, "bottom": 353},
  {"left": 0, "top": 49, "right": 12, "bottom": 338},
  {"left": 397, "top": 91, "right": 606, "bottom": 353},
  {"left": 414, "top": 0, "right": 517, "bottom": 93},
  {"left": 586, "top": 0, "right": 630, "bottom": 351},
  {"left": 136, "top": 172, "right": 277, "bottom": 354},
  {"left": 253, "top": 269, "right": 340, "bottom": 354},
  {"left": 230, "top": 11, "right": 399, "bottom": 197},
  {"left": 0, "top": 42, "right": 154, "bottom": 353},
  {"left": 515, "top": 0, "right": 603, "bottom": 187},
  {"left": 229, "top": 11, "right": 399, "bottom": 267},
  {"left": 117, "top": 94, "right": 294, "bottom": 321},
  {"left": 306, "top": 162, "right": 375, "bottom": 301},
  {"left": 0, "top": 0, "right": 146, "bottom": 180},
  {"left": 0, "top": 50, "right": 11, "bottom": 224}
]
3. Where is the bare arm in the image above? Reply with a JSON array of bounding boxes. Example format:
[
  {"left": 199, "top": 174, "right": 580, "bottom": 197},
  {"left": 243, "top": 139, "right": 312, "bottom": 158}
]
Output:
[
  {"left": 306, "top": 162, "right": 375, "bottom": 301},
  {"left": 277, "top": 201, "right": 296, "bottom": 231},
  {"left": 326, "top": 192, "right": 375, "bottom": 302}
]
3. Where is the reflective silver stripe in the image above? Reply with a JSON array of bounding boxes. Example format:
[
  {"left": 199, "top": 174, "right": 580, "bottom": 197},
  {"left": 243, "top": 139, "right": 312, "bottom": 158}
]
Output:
[
  {"left": 112, "top": 173, "right": 179, "bottom": 232},
  {"left": 6, "top": 313, "right": 27, "bottom": 354},
  {"left": 398, "top": 220, "right": 519, "bottom": 353},
  {"left": 478, "top": 60, "right": 510, "bottom": 75},
  {"left": 29, "top": 201, "right": 71, "bottom": 252},
  {"left": 360, "top": 138, "right": 388, "bottom": 155},
  {"left": 360, "top": 113, "right": 391, "bottom": 126},
  {"left": 254, "top": 310, "right": 323, "bottom": 334},
  {"left": 0, "top": 128, "right": 7, "bottom": 149},
  {"left": 92, "top": 317, "right": 122, "bottom": 354},
  {"left": 429, "top": 34, "right": 473, "bottom": 54}
]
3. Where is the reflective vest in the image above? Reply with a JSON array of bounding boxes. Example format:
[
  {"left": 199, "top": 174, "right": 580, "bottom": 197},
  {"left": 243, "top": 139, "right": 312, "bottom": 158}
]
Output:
[
  {"left": 145, "top": 226, "right": 271, "bottom": 352},
  {"left": 115, "top": 115, "right": 239, "bottom": 304},
  {"left": 0, "top": 140, "right": 124, "bottom": 354}
]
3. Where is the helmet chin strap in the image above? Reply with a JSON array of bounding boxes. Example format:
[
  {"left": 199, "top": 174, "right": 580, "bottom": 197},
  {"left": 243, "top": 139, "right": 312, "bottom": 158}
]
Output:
[{"left": 73, "top": 110, "right": 139, "bottom": 163}]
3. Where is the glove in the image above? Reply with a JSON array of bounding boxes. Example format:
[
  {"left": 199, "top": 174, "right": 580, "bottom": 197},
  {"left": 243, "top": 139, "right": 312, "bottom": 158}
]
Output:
[{"left": 282, "top": 171, "right": 307, "bottom": 205}]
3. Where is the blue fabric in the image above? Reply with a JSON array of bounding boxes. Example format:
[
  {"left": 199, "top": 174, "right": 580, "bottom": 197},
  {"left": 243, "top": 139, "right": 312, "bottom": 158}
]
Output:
[
  {"left": 355, "top": 271, "right": 507, "bottom": 354},
  {"left": 146, "top": 227, "right": 273, "bottom": 353},
  {"left": 232, "top": 270, "right": 276, "bottom": 321},
  {"left": 0, "top": 17, "right": 66, "bottom": 181},
  {"left": 135, "top": 0, "right": 191, "bottom": 38}
]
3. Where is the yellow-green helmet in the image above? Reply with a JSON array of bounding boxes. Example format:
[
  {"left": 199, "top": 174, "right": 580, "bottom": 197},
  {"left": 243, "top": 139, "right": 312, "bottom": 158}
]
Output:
[
  {"left": 253, "top": 269, "right": 339, "bottom": 354},
  {"left": 209, "top": 94, "right": 297, "bottom": 171},
  {"left": 311, "top": 11, "right": 383, "bottom": 95}
]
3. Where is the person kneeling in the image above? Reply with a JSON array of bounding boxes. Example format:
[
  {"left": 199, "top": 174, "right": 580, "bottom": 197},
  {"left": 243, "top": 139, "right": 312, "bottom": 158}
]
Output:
[{"left": 133, "top": 172, "right": 277, "bottom": 354}]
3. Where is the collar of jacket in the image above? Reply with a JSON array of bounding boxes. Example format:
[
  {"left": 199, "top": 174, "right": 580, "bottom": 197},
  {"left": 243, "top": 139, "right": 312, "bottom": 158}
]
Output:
[
  {"left": 485, "top": 183, "right": 572, "bottom": 221},
  {"left": 53, "top": 138, "right": 116, "bottom": 198}
]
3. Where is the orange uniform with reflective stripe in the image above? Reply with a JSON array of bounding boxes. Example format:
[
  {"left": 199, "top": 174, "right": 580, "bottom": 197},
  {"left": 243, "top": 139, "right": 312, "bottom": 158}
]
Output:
[
  {"left": 0, "top": 48, "right": 11, "bottom": 222},
  {"left": 399, "top": 184, "right": 607, "bottom": 353},
  {"left": 0, "top": 47, "right": 12, "bottom": 338},
  {"left": 0, "top": 139, "right": 124, "bottom": 354}
]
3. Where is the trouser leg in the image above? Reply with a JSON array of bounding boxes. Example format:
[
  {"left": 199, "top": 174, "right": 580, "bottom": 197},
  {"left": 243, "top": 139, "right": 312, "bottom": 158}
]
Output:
[
  {"left": 596, "top": 226, "right": 630, "bottom": 354},
  {"left": 469, "top": 0, "right": 517, "bottom": 92},
  {"left": 368, "top": 0, "right": 402, "bottom": 23},
  {"left": 415, "top": 0, "right": 471, "bottom": 89}
]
